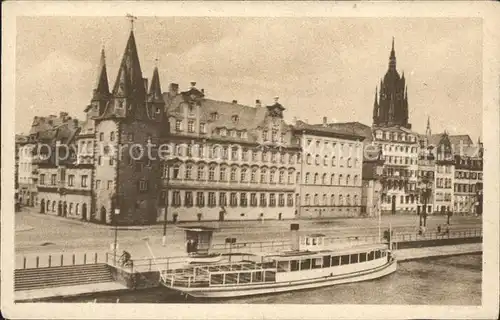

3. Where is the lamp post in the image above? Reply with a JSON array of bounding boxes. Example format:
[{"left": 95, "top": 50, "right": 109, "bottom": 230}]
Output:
[
  {"left": 162, "top": 161, "right": 171, "bottom": 246},
  {"left": 419, "top": 178, "right": 432, "bottom": 228},
  {"left": 112, "top": 194, "right": 120, "bottom": 265}
]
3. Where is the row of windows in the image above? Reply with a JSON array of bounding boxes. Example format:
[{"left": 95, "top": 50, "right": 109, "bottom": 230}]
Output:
[
  {"left": 454, "top": 183, "right": 478, "bottom": 193},
  {"left": 305, "top": 154, "right": 361, "bottom": 168},
  {"left": 304, "top": 172, "right": 360, "bottom": 186},
  {"left": 380, "top": 144, "right": 418, "bottom": 154},
  {"left": 175, "top": 119, "right": 208, "bottom": 134},
  {"left": 436, "top": 178, "right": 453, "bottom": 189},
  {"left": 374, "top": 130, "right": 417, "bottom": 143},
  {"left": 171, "top": 144, "right": 301, "bottom": 164},
  {"left": 305, "top": 139, "right": 361, "bottom": 155},
  {"left": 381, "top": 194, "right": 420, "bottom": 204},
  {"left": 383, "top": 155, "right": 418, "bottom": 166},
  {"left": 436, "top": 165, "right": 453, "bottom": 174},
  {"left": 303, "top": 193, "right": 359, "bottom": 206},
  {"left": 384, "top": 168, "right": 420, "bottom": 178},
  {"left": 165, "top": 163, "right": 298, "bottom": 185},
  {"left": 455, "top": 171, "right": 482, "bottom": 180},
  {"left": 167, "top": 191, "right": 295, "bottom": 208},
  {"left": 435, "top": 192, "right": 453, "bottom": 202},
  {"left": 382, "top": 181, "right": 417, "bottom": 192},
  {"left": 39, "top": 174, "right": 89, "bottom": 188},
  {"left": 41, "top": 199, "right": 87, "bottom": 215},
  {"left": 276, "top": 249, "right": 387, "bottom": 273}
]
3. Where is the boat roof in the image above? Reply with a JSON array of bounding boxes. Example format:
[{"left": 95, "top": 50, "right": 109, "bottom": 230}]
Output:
[
  {"left": 177, "top": 226, "right": 218, "bottom": 232},
  {"left": 266, "top": 243, "right": 389, "bottom": 261}
]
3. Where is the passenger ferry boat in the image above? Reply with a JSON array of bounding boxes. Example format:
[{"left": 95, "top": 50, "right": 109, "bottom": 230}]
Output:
[{"left": 160, "top": 224, "right": 397, "bottom": 298}]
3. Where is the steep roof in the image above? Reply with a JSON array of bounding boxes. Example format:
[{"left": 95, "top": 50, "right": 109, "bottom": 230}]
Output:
[
  {"left": 448, "top": 135, "right": 473, "bottom": 150},
  {"left": 29, "top": 116, "right": 64, "bottom": 136},
  {"left": 294, "top": 120, "right": 366, "bottom": 141},
  {"left": 92, "top": 48, "right": 110, "bottom": 101},
  {"left": 112, "top": 31, "right": 145, "bottom": 100},
  {"left": 321, "top": 122, "right": 372, "bottom": 141}
]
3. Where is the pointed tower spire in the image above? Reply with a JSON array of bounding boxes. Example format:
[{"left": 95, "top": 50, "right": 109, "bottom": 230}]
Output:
[
  {"left": 148, "top": 66, "right": 163, "bottom": 102},
  {"left": 389, "top": 37, "right": 396, "bottom": 70},
  {"left": 112, "top": 29, "right": 145, "bottom": 100},
  {"left": 426, "top": 116, "right": 431, "bottom": 136},
  {"left": 373, "top": 86, "right": 379, "bottom": 124},
  {"left": 92, "top": 47, "right": 110, "bottom": 101}
]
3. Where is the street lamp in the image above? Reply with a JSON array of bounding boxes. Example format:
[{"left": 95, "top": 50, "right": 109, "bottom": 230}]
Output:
[
  {"left": 112, "top": 194, "right": 120, "bottom": 265},
  {"left": 418, "top": 178, "right": 432, "bottom": 228}
]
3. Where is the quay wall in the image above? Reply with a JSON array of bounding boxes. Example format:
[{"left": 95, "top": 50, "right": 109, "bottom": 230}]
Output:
[{"left": 394, "top": 236, "right": 482, "bottom": 250}]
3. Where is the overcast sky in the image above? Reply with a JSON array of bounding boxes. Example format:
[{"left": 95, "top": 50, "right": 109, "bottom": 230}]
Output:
[{"left": 16, "top": 16, "right": 482, "bottom": 140}]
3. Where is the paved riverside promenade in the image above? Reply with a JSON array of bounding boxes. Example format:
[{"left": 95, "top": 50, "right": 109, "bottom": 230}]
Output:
[{"left": 14, "top": 241, "right": 482, "bottom": 302}]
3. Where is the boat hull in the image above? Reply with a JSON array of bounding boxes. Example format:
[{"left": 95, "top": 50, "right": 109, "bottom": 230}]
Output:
[{"left": 164, "top": 259, "right": 397, "bottom": 299}]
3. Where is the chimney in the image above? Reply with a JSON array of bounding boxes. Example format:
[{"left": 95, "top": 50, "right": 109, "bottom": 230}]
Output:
[
  {"left": 143, "top": 78, "right": 148, "bottom": 94},
  {"left": 290, "top": 223, "right": 300, "bottom": 251},
  {"left": 232, "top": 100, "right": 238, "bottom": 104},
  {"left": 255, "top": 99, "right": 262, "bottom": 108},
  {"left": 169, "top": 83, "right": 179, "bottom": 96},
  {"left": 190, "top": 81, "right": 197, "bottom": 88},
  {"left": 323, "top": 117, "right": 327, "bottom": 126}
]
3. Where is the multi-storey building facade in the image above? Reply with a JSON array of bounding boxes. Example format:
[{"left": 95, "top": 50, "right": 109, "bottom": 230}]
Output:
[
  {"left": 294, "top": 120, "right": 365, "bottom": 218},
  {"left": 17, "top": 143, "right": 37, "bottom": 206},
  {"left": 161, "top": 90, "right": 301, "bottom": 222}
]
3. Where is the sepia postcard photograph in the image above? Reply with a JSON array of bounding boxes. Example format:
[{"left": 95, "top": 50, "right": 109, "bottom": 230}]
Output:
[{"left": 1, "top": 1, "right": 499, "bottom": 319}]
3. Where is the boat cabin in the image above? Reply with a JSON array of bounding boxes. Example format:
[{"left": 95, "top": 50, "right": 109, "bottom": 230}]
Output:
[
  {"left": 178, "top": 226, "right": 217, "bottom": 255},
  {"left": 300, "top": 233, "right": 327, "bottom": 252}
]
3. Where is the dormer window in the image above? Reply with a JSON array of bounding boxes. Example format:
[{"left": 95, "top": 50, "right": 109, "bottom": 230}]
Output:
[{"left": 232, "top": 115, "right": 239, "bottom": 122}]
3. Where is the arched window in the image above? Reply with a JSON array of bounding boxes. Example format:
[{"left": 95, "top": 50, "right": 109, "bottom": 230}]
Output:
[
  {"left": 76, "top": 203, "right": 80, "bottom": 215},
  {"left": 354, "top": 195, "right": 358, "bottom": 205},
  {"left": 332, "top": 156, "right": 336, "bottom": 167},
  {"left": 279, "top": 170, "right": 285, "bottom": 184},
  {"left": 197, "top": 165, "right": 205, "bottom": 180},
  {"left": 322, "top": 194, "right": 327, "bottom": 205},
  {"left": 338, "top": 174, "right": 343, "bottom": 185},
  {"left": 270, "top": 169, "right": 276, "bottom": 184},
  {"left": 315, "top": 155, "right": 320, "bottom": 165},
  {"left": 353, "top": 175, "right": 358, "bottom": 186},
  {"left": 287, "top": 171, "right": 293, "bottom": 184},
  {"left": 330, "top": 174, "right": 335, "bottom": 185},
  {"left": 296, "top": 172, "right": 301, "bottom": 183},
  {"left": 346, "top": 174, "right": 351, "bottom": 185},
  {"left": 314, "top": 173, "right": 319, "bottom": 184},
  {"left": 346, "top": 195, "right": 351, "bottom": 205},
  {"left": 172, "top": 164, "right": 180, "bottom": 179},
  {"left": 314, "top": 194, "right": 319, "bottom": 205},
  {"left": 241, "top": 168, "right": 248, "bottom": 182},
  {"left": 69, "top": 203, "right": 73, "bottom": 214},
  {"left": 323, "top": 155, "right": 328, "bottom": 166},
  {"left": 305, "top": 194, "right": 311, "bottom": 205},
  {"left": 339, "top": 195, "right": 343, "bottom": 206},
  {"left": 220, "top": 166, "right": 227, "bottom": 181},
  {"left": 208, "top": 166, "right": 216, "bottom": 181},
  {"left": 251, "top": 168, "right": 257, "bottom": 183},
  {"left": 305, "top": 173, "right": 310, "bottom": 184},
  {"left": 230, "top": 167, "right": 238, "bottom": 182},
  {"left": 47, "top": 200, "right": 51, "bottom": 211},
  {"left": 322, "top": 173, "right": 327, "bottom": 185},
  {"left": 260, "top": 168, "right": 267, "bottom": 183},
  {"left": 330, "top": 194, "right": 335, "bottom": 205},
  {"left": 306, "top": 154, "right": 312, "bottom": 165},
  {"left": 185, "top": 164, "right": 192, "bottom": 180}
]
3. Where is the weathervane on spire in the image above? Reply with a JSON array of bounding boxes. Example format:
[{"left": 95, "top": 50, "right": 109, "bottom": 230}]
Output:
[{"left": 126, "top": 14, "right": 137, "bottom": 31}]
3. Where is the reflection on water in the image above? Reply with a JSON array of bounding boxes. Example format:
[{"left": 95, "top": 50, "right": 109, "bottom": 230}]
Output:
[{"left": 58, "top": 254, "right": 482, "bottom": 305}]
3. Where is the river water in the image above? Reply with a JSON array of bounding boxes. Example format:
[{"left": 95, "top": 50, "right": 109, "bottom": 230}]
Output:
[{"left": 60, "top": 254, "right": 482, "bottom": 305}]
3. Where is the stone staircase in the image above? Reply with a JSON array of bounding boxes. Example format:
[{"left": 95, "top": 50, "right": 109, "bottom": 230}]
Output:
[{"left": 15, "top": 263, "right": 114, "bottom": 291}]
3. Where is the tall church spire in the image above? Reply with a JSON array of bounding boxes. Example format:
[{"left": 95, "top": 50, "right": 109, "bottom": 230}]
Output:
[
  {"left": 148, "top": 66, "right": 163, "bottom": 102},
  {"left": 372, "top": 86, "right": 379, "bottom": 123},
  {"left": 426, "top": 116, "right": 432, "bottom": 136},
  {"left": 92, "top": 47, "right": 110, "bottom": 101},
  {"left": 389, "top": 37, "right": 396, "bottom": 70},
  {"left": 112, "top": 29, "right": 145, "bottom": 100}
]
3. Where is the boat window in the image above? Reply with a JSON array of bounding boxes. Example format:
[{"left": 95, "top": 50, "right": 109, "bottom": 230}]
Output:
[
  {"left": 264, "top": 271, "right": 276, "bottom": 282},
  {"left": 375, "top": 250, "right": 381, "bottom": 259},
  {"left": 210, "top": 274, "right": 223, "bottom": 285},
  {"left": 368, "top": 251, "right": 375, "bottom": 261},
  {"left": 290, "top": 260, "right": 300, "bottom": 271},
  {"left": 312, "top": 238, "right": 317, "bottom": 245},
  {"left": 306, "top": 238, "right": 310, "bottom": 245},
  {"left": 340, "top": 255, "right": 349, "bottom": 265},
  {"left": 225, "top": 273, "right": 237, "bottom": 284},
  {"left": 312, "top": 257, "right": 322, "bottom": 269},
  {"left": 350, "top": 254, "right": 359, "bottom": 264},
  {"left": 359, "top": 252, "right": 367, "bottom": 262},
  {"left": 253, "top": 271, "right": 263, "bottom": 282},
  {"left": 300, "top": 259, "right": 311, "bottom": 270},
  {"left": 323, "top": 255, "right": 331, "bottom": 268},
  {"left": 239, "top": 272, "right": 251, "bottom": 284},
  {"left": 277, "top": 261, "right": 290, "bottom": 272},
  {"left": 331, "top": 256, "right": 340, "bottom": 266}
]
